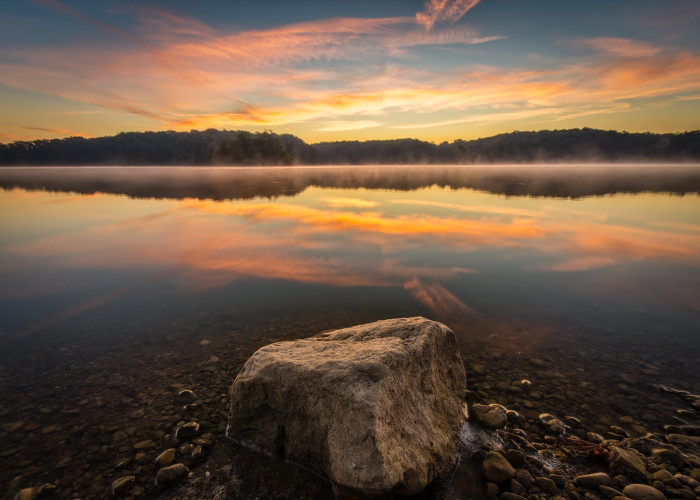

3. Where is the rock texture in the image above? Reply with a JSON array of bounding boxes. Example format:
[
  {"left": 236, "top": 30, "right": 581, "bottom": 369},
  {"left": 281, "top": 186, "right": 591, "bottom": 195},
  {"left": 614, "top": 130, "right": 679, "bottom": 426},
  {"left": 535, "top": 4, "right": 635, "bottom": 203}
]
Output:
[{"left": 227, "top": 317, "right": 467, "bottom": 497}]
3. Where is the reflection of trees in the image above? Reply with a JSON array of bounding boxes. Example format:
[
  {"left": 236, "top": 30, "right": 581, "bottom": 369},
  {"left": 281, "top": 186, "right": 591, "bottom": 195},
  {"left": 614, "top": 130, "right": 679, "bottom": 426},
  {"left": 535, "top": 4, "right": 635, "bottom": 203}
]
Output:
[{"left": 1, "top": 165, "right": 699, "bottom": 200}]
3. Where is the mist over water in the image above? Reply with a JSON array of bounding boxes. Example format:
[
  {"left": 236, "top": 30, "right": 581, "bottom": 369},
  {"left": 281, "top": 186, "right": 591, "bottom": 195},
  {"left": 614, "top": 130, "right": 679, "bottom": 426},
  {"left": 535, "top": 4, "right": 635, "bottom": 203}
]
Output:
[{"left": 0, "top": 165, "right": 699, "bottom": 498}]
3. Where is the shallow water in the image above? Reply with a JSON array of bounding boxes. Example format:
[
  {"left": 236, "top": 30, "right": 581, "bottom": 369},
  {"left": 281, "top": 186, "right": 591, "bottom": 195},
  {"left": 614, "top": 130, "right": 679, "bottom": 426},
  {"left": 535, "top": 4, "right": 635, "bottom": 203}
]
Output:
[{"left": 0, "top": 165, "right": 699, "bottom": 498}]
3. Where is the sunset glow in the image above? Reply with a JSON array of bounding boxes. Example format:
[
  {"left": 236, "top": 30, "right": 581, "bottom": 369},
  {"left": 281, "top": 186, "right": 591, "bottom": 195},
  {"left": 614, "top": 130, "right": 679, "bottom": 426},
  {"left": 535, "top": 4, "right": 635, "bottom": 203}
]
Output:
[{"left": 1, "top": 0, "right": 698, "bottom": 143}]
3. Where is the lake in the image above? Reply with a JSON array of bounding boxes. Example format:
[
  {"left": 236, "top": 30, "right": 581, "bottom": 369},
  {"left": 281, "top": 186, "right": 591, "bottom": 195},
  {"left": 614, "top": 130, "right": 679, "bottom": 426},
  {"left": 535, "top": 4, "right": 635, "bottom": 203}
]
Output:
[{"left": 1, "top": 165, "right": 699, "bottom": 499}]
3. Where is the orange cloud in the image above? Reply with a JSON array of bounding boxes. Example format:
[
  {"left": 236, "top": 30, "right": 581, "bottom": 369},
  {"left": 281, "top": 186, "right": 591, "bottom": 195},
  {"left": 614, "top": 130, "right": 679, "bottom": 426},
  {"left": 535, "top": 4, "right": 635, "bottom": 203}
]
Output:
[
  {"left": 542, "top": 221, "right": 699, "bottom": 272},
  {"left": 181, "top": 199, "right": 546, "bottom": 244},
  {"left": 416, "top": 0, "right": 481, "bottom": 31},
  {"left": 577, "top": 37, "right": 662, "bottom": 58},
  {"left": 4, "top": 3, "right": 698, "bottom": 138},
  {"left": 404, "top": 277, "right": 475, "bottom": 316}
]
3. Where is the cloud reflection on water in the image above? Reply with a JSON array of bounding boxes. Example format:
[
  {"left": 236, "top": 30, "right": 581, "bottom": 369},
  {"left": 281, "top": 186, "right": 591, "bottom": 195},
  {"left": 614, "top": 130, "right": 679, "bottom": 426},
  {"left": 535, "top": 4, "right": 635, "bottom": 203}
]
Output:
[{"left": 2, "top": 181, "right": 700, "bottom": 337}]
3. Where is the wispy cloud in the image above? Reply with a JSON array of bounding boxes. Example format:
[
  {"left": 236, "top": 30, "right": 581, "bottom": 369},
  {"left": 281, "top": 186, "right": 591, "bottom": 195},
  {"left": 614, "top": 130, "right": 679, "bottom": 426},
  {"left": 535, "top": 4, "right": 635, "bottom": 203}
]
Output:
[
  {"left": 3, "top": 2, "right": 698, "bottom": 139},
  {"left": 31, "top": 0, "right": 136, "bottom": 41},
  {"left": 14, "top": 125, "right": 72, "bottom": 134},
  {"left": 416, "top": 0, "right": 481, "bottom": 31},
  {"left": 576, "top": 37, "right": 661, "bottom": 58},
  {"left": 317, "top": 120, "right": 382, "bottom": 132}
]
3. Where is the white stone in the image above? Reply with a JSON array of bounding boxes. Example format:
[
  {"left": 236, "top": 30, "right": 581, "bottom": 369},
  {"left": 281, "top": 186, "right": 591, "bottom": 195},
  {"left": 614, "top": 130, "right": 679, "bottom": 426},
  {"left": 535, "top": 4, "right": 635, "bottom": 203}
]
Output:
[{"left": 227, "top": 317, "right": 466, "bottom": 497}]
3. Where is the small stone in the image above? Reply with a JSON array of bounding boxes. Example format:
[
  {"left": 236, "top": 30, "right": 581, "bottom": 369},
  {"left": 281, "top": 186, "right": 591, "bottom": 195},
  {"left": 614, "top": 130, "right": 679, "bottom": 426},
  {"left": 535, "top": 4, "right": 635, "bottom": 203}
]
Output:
[
  {"left": 199, "top": 339, "right": 211, "bottom": 346},
  {"left": 482, "top": 451, "right": 515, "bottom": 483},
  {"left": 574, "top": 472, "right": 613, "bottom": 489},
  {"left": 485, "top": 482, "right": 499, "bottom": 499},
  {"left": 470, "top": 404, "right": 508, "bottom": 429},
  {"left": 506, "top": 410, "right": 522, "bottom": 424},
  {"left": 586, "top": 432, "right": 605, "bottom": 443},
  {"left": 535, "top": 476, "right": 557, "bottom": 494},
  {"left": 609, "top": 447, "right": 649, "bottom": 483},
  {"left": 565, "top": 416, "right": 583, "bottom": 427},
  {"left": 539, "top": 413, "right": 565, "bottom": 435},
  {"left": 129, "top": 409, "right": 145, "bottom": 419},
  {"left": 133, "top": 439, "right": 154, "bottom": 450},
  {"left": 112, "top": 431, "right": 128, "bottom": 443},
  {"left": 550, "top": 474, "right": 566, "bottom": 488},
  {"left": 155, "top": 463, "right": 189, "bottom": 487},
  {"left": 134, "top": 452, "right": 151, "bottom": 465},
  {"left": 499, "top": 493, "right": 527, "bottom": 500},
  {"left": 621, "top": 483, "right": 667, "bottom": 500},
  {"left": 652, "top": 470, "right": 680, "bottom": 487},
  {"left": 505, "top": 449, "right": 524, "bottom": 467},
  {"left": 175, "top": 422, "right": 200, "bottom": 441},
  {"left": 110, "top": 476, "right": 135, "bottom": 496},
  {"left": 674, "top": 474, "right": 699, "bottom": 487},
  {"left": 610, "top": 425, "right": 629, "bottom": 437},
  {"left": 2, "top": 422, "right": 24, "bottom": 433},
  {"left": 651, "top": 448, "right": 684, "bottom": 469},
  {"left": 178, "top": 443, "right": 195, "bottom": 455},
  {"left": 176, "top": 390, "right": 197, "bottom": 404},
  {"left": 515, "top": 468, "right": 533, "bottom": 489},
  {"left": 599, "top": 485, "right": 623, "bottom": 499},
  {"left": 667, "top": 433, "right": 700, "bottom": 446},
  {"left": 510, "top": 478, "right": 526, "bottom": 496},
  {"left": 190, "top": 445, "right": 204, "bottom": 461},
  {"left": 619, "top": 416, "right": 635, "bottom": 425},
  {"left": 155, "top": 449, "right": 176, "bottom": 467},
  {"left": 13, "top": 484, "right": 55, "bottom": 500}
]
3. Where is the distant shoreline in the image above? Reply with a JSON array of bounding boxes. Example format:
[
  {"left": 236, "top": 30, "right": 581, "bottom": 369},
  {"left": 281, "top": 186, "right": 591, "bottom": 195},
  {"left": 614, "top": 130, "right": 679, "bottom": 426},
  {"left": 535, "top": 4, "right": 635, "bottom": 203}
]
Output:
[{"left": 1, "top": 128, "right": 699, "bottom": 166}]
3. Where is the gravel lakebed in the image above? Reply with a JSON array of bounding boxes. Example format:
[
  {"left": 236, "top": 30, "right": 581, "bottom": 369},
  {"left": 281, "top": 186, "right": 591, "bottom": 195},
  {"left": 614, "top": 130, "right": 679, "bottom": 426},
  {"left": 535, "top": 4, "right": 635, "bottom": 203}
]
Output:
[{"left": 2, "top": 315, "right": 699, "bottom": 500}]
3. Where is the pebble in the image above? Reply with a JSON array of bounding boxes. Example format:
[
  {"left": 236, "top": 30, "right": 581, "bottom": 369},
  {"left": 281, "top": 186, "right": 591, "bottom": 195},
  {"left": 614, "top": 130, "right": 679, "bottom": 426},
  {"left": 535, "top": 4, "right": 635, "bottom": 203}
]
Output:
[
  {"left": 155, "top": 463, "right": 189, "bottom": 487},
  {"left": 2, "top": 422, "right": 24, "bottom": 433},
  {"left": 652, "top": 470, "right": 680, "bottom": 487},
  {"left": 535, "top": 476, "right": 557, "bottom": 494},
  {"left": 482, "top": 451, "right": 515, "bottom": 483},
  {"left": 175, "top": 422, "right": 200, "bottom": 441},
  {"left": 155, "top": 448, "right": 176, "bottom": 467},
  {"left": 110, "top": 476, "right": 135, "bottom": 496},
  {"left": 609, "top": 447, "right": 649, "bottom": 483},
  {"left": 574, "top": 472, "right": 613, "bottom": 489},
  {"left": 176, "top": 390, "right": 197, "bottom": 404},
  {"left": 485, "top": 482, "right": 498, "bottom": 499},
  {"left": 469, "top": 404, "right": 507, "bottom": 429},
  {"left": 599, "top": 485, "right": 623, "bottom": 499},
  {"left": 129, "top": 409, "right": 145, "bottom": 419},
  {"left": 133, "top": 439, "right": 154, "bottom": 450},
  {"left": 586, "top": 432, "right": 605, "bottom": 443},
  {"left": 621, "top": 483, "right": 667, "bottom": 500},
  {"left": 12, "top": 484, "right": 56, "bottom": 500},
  {"left": 667, "top": 434, "right": 700, "bottom": 446},
  {"left": 539, "top": 413, "right": 566, "bottom": 435},
  {"left": 199, "top": 339, "right": 211, "bottom": 346},
  {"left": 499, "top": 493, "right": 527, "bottom": 500}
]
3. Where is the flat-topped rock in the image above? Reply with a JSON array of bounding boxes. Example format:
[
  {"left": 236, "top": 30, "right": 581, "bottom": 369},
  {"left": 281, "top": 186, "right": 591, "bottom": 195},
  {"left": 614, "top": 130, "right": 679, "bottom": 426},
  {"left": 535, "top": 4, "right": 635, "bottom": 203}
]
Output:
[{"left": 227, "top": 317, "right": 467, "bottom": 497}]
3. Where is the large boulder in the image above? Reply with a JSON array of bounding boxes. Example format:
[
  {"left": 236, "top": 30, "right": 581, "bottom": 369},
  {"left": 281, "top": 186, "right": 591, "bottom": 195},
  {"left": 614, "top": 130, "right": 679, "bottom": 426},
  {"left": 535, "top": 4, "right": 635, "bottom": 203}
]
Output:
[{"left": 227, "top": 317, "right": 467, "bottom": 497}]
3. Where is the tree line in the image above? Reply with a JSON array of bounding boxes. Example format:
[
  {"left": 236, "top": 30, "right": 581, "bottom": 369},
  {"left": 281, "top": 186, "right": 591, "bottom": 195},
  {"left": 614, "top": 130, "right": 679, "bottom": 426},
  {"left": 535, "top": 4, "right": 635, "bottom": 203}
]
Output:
[{"left": 1, "top": 128, "right": 698, "bottom": 165}]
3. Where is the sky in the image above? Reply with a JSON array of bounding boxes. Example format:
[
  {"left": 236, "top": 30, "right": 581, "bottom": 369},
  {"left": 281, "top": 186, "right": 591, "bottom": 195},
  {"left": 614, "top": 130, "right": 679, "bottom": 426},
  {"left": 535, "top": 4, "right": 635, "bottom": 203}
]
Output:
[{"left": 1, "top": 0, "right": 699, "bottom": 144}]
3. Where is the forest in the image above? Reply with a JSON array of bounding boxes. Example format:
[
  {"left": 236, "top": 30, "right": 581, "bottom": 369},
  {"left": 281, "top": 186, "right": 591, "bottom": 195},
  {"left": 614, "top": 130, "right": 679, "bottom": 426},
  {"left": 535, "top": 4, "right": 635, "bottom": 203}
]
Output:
[{"left": 0, "top": 128, "right": 698, "bottom": 165}]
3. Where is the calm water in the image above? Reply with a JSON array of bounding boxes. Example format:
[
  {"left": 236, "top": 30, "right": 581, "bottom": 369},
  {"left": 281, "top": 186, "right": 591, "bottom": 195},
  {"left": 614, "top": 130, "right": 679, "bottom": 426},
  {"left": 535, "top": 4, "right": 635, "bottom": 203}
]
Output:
[{"left": 1, "top": 165, "right": 699, "bottom": 498}]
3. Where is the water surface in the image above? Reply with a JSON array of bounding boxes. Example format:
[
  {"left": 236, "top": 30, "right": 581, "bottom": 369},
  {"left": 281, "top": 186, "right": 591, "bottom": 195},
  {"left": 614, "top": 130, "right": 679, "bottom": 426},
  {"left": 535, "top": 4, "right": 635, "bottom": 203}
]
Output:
[{"left": 1, "top": 165, "right": 699, "bottom": 498}]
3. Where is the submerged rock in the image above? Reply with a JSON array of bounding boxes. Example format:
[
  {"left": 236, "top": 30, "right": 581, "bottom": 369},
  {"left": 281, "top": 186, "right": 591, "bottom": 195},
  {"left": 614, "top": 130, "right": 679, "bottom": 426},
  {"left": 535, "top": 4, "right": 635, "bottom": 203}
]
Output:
[
  {"left": 227, "top": 317, "right": 467, "bottom": 497},
  {"left": 110, "top": 475, "right": 135, "bottom": 496},
  {"left": 470, "top": 404, "right": 508, "bottom": 429},
  {"left": 609, "top": 446, "right": 650, "bottom": 483},
  {"left": 155, "top": 463, "right": 189, "bottom": 487},
  {"left": 482, "top": 451, "right": 515, "bottom": 483},
  {"left": 622, "top": 483, "right": 667, "bottom": 500},
  {"left": 539, "top": 413, "right": 566, "bottom": 435}
]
